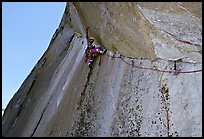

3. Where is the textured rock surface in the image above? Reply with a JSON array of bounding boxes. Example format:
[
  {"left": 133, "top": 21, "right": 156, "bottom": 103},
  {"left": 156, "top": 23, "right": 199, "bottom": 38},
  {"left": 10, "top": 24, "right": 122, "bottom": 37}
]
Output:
[
  {"left": 73, "top": 2, "right": 202, "bottom": 61},
  {"left": 2, "top": 2, "right": 202, "bottom": 137}
]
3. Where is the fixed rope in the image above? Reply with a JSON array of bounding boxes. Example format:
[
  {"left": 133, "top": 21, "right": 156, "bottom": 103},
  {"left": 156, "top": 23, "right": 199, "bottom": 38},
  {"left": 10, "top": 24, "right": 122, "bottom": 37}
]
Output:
[
  {"left": 104, "top": 52, "right": 202, "bottom": 74},
  {"left": 79, "top": 29, "right": 202, "bottom": 75}
]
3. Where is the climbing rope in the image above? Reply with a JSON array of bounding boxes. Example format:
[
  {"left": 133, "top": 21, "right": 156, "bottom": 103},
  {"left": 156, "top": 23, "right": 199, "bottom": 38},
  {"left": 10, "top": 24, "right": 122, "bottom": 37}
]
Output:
[
  {"left": 78, "top": 28, "right": 202, "bottom": 74},
  {"left": 104, "top": 52, "right": 202, "bottom": 74}
]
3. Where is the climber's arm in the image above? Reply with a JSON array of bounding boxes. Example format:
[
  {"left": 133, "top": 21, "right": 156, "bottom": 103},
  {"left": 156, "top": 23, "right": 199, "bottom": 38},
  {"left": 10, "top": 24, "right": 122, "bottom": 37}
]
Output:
[
  {"left": 86, "top": 27, "right": 92, "bottom": 47},
  {"left": 86, "top": 27, "right": 90, "bottom": 40}
]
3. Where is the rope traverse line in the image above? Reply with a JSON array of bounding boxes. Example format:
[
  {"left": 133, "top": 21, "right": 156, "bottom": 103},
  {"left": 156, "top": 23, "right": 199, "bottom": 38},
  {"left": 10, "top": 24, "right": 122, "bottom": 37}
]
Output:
[{"left": 104, "top": 53, "right": 202, "bottom": 74}]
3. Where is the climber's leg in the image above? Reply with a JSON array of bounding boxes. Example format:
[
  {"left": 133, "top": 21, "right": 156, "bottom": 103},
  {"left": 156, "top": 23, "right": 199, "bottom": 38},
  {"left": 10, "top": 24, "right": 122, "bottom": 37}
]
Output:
[{"left": 88, "top": 59, "right": 93, "bottom": 69}]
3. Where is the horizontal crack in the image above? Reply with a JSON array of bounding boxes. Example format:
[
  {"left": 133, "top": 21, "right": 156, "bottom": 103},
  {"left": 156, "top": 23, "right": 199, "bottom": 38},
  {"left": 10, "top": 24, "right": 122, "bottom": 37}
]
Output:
[
  {"left": 161, "top": 29, "right": 201, "bottom": 47},
  {"left": 137, "top": 7, "right": 201, "bottom": 48}
]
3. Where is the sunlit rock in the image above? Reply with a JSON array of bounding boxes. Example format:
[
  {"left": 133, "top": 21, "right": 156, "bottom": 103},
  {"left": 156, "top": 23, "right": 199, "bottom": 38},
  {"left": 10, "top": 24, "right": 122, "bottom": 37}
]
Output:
[{"left": 2, "top": 2, "right": 202, "bottom": 137}]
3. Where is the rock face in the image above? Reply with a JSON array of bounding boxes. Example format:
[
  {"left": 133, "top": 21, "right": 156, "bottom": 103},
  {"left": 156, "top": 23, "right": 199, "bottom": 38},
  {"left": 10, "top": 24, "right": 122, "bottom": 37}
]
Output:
[{"left": 2, "top": 2, "right": 202, "bottom": 137}]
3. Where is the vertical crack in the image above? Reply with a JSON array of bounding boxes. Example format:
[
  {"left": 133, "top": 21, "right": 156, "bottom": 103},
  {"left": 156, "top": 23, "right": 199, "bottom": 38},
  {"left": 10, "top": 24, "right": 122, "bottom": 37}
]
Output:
[
  {"left": 30, "top": 95, "right": 53, "bottom": 137},
  {"left": 77, "top": 68, "right": 93, "bottom": 109},
  {"left": 158, "top": 65, "right": 170, "bottom": 137},
  {"left": 160, "top": 84, "right": 170, "bottom": 137},
  {"left": 5, "top": 75, "right": 38, "bottom": 135}
]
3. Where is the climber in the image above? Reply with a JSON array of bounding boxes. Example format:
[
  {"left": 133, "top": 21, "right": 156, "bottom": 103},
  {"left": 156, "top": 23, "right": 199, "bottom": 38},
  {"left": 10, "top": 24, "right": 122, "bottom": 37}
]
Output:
[
  {"left": 85, "top": 38, "right": 106, "bottom": 69},
  {"left": 85, "top": 27, "right": 106, "bottom": 69}
]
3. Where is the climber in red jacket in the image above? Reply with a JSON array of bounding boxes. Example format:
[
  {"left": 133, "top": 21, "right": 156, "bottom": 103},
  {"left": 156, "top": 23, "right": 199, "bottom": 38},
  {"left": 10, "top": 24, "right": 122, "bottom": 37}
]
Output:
[{"left": 85, "top": 27, "right": 106, "bottom": 69}]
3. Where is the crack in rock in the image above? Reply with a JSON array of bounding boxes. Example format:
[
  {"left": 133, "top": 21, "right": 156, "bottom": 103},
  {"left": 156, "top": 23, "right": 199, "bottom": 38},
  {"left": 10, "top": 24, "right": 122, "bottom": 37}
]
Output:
[
  {"left": 30, "top": 95, "right": 53, "bottom": 137},
  {"left": 77, "top": 68, "right": 93, "bottom": 109}
]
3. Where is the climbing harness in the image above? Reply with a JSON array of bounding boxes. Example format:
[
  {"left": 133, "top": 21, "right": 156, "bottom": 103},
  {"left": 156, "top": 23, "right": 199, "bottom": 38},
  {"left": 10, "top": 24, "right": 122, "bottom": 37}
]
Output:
[{"left": 85, "top": 45, "right": 106, "bottom": 69}]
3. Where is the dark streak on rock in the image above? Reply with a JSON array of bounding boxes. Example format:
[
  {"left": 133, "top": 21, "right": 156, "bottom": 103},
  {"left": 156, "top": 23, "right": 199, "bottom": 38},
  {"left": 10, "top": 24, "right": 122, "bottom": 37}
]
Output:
[
  {"left": 49, "top": 130, "right": 53, "bottom": 135},
  {"left": 69, "top": 34, "right": 75, "bottom": 44},
  {"left": 27, "top": 77, "right": 37, "bottom": 95},
  {"left": 41, "top": 58, "right": 47, "bottom": 68},
  {"left": 30, "top": 95, "right": 53, "bottom": 137},
  {"left": 160, "top": 84, "right": 170, "bottom": 137},
  {"left": 59, "top": 34, "right": 75, "bottom": 58},
  {"left": 51, "top": 29, "right": 59, "bottom": 44},
  {"left": 77, "top": 68, "right": 93, "bottom": 109},
  {"left": 65, "top": 131, "right": 69, "bottom": 136}
]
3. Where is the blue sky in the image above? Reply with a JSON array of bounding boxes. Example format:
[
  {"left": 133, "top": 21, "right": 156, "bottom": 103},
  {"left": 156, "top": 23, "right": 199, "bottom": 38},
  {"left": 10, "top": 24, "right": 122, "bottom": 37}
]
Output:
[{"left": 2, "top": 2, "right": 66, "bottom": 109}]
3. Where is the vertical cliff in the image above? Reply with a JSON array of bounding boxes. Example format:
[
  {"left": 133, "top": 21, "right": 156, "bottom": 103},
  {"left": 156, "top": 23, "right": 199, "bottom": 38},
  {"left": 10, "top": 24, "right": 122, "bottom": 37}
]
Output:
[{"left": 2, "top": 2, "right": 202, "bottom": 137}]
